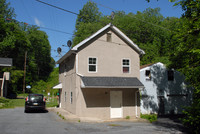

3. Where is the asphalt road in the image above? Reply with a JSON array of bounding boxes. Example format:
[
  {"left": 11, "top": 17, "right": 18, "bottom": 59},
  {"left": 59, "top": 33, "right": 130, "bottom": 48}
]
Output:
[{"left": 0, "top": 107, "right": 187, "bottom": 134}]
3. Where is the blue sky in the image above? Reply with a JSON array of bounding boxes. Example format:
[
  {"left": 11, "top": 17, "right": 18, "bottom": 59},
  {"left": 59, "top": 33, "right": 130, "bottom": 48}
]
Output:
[{"left": 7, "top": 0, "right": 183, "bottom": 62}]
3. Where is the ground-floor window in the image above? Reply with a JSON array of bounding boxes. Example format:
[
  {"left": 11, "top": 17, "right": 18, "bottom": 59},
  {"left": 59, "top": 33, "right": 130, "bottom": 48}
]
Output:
[{"left": 70, "top": 92, "right": 73, "bottom": 104}]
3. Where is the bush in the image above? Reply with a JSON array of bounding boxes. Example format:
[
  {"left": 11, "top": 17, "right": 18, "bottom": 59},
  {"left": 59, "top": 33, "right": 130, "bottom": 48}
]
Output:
[
  {"left": 182, "top": 104, "right": 200, "bottom": 134},
  {"left": 141, "top": 114, "right": 157, "bottom": 123},
  {"left": 0, "top": 97, "right": 25, "bottom": 109},
  {"left": 0, "top": 97, "right": 13, "bottom": 109}
]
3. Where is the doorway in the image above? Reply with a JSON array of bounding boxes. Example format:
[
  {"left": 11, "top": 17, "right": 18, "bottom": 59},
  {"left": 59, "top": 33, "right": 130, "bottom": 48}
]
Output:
[{"left": 110, "top": 91, "right": 122, "bottom": 118}]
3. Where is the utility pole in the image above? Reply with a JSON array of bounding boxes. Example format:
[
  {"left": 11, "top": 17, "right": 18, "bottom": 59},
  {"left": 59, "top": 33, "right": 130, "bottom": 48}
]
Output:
[{"left": 23, "top": 51, "right": 27, "bottom": 93}]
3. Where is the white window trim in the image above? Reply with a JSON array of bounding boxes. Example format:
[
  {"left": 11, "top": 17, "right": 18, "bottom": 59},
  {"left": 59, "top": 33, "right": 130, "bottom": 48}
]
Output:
[
  {"left": 122, "top": 58, "right": 131, "bottom": 74},
  {"left": 88, "top": 57, "right": 98, "bottom": 73}
]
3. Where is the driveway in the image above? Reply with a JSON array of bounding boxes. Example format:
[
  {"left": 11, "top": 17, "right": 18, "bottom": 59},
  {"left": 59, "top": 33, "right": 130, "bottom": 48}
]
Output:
[{"left": 0, "top": 108, "right": 187, "bottom": 134}]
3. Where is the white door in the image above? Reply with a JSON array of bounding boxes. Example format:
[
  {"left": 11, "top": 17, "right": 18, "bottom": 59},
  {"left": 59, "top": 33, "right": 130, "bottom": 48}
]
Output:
[{"left": 110, "top": 91, "right": 122, "bottom": 118}]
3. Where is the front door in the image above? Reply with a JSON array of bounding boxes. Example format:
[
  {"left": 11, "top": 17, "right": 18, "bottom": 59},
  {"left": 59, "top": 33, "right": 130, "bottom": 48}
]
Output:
[
  {"left": 110, "top": 91, "right": 122, "bottom": 118},
  {"left": 158, "top": 96, "right": 165, "bottom": 116}
]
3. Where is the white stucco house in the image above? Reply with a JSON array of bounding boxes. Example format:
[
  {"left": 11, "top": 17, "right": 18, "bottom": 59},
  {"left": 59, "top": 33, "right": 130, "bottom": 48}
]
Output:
[{"left": 140, "top": 62, "right": 193, "bottom": 115}]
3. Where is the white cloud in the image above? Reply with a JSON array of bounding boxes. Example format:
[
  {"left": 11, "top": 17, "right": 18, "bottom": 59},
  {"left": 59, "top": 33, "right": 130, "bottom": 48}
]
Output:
[{"left": 34, "top": 17, "right": 43, "bottom": 27}]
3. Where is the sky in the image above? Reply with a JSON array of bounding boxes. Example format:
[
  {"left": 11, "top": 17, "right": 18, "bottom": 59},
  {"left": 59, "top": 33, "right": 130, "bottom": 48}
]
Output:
[{"left": 7, "top": 0, "right": 183, "bottom": 62}]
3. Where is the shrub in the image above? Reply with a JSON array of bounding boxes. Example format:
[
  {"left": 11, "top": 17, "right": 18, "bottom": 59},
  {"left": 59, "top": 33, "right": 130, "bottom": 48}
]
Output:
[
  {"left": 182, "top": 104, "right": 200, "bottom": 134},
  {"left": 141, "top": 114, "right": 157, "bottom": 123}
]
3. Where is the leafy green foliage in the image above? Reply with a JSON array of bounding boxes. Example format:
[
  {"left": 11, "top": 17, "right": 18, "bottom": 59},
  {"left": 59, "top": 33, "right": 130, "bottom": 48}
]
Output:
[
  {"left": 0, "top": 97, "right": 25, "bottom": 109},
  {"left": 0, "top": 0, "right": 15, "bottom": 19},
  {"left": 165, "top": 0, "right": 200, "bottom": 133},
  {"left": 182, "top": 104, "right": 200, "bottom": 134},
  {"left": 141, "top": 114, "right": 157, "bottom": 123},
  {"left": 73, "top": 1, "right": 102, "bottom": 45},
  {"left": 75, "top": 1, "right": 101, "bottom": 30},
  {"left": 0, "top": 0, "right": 54, "bottom": 94},
  {"left": 31, "top": 67, "right": 59, "bottom": 96},
  {"left": 74, "top": 5, "right": 174, "bottom": 65}
]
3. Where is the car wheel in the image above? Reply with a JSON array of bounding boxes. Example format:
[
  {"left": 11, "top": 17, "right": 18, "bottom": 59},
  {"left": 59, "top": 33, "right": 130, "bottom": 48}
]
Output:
[{"left": 24, "top": 109, "right": 28, "bottom": 113}]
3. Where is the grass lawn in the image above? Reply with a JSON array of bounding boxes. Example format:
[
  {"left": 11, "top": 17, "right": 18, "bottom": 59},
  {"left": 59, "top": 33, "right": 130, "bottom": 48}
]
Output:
[
  {"left": 0, "top": 96, "right": 58, "bottom": 109},
  {"left": 0, "top": 97, "right": 25, "bottom": 109}
]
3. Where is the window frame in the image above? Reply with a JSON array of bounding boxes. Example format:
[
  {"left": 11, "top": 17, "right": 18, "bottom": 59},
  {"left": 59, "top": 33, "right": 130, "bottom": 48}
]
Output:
[
  {"left": 122, "top": 58, "right": 130, "bottom": 74},
  {"left": 64, "top": 92, "right": 67, "bottom": 102},
  {"left": 88, "top": 57, "right": 97, "bottom": 73},
  {"left": 168, "top": 70, "right": 174, "bottom": 81},
  {"left": 70, "top": 92, "right": 73, "bottom": 104},
  {"left": 106, "top": 32, "right": 112, "bottom": 42},
  {"left": 145, "top": 70, "right": 151, "bottom": 80}
]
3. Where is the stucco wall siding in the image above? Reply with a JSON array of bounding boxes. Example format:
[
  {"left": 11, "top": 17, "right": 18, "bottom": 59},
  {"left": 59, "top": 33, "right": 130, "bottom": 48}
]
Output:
[{"left": 77, "top": 30, "right": 140, "bottom": 78}]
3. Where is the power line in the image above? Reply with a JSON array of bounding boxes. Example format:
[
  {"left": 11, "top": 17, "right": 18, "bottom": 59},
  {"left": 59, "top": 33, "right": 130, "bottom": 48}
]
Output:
[
  {"left": 39, "top": 26, "right": 74, "bottom": 35},
  {"left": 35, "top": 0, "right": 79, "bottom": 15},
  {"left": 92, "top": 0, "right": 173, "bottom": 32},
  {"left": 5, "top": 18, "right": 74, "bottom": 35}
]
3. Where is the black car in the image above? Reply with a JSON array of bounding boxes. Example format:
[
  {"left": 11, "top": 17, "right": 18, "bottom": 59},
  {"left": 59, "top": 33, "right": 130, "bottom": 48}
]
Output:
[{"left": 25, "top": 94, "right": 46, "bottom": 113}]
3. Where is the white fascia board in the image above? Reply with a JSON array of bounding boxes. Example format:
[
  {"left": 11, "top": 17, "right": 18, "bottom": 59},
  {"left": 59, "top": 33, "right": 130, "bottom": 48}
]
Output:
[
  {"left": 72, "top": 23, "right": 145, "bottom": 55},
  {"left": 111, "top": 25, "right": 145, "bottom": 55},
  {"left": 0, "top": 64, "right": 12, "bottom": 67},
  {"left": 56, "top": 50, "right": 75, "bottom": 64},
  {"left": 53, "top": 83, "right": 62, "bottom": 89},
  {"left": 72, "top": 23, "right": 111, "bottom": 51}
]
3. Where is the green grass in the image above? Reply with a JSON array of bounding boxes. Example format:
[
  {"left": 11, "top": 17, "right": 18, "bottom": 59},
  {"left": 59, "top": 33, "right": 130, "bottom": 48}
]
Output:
[
  {"left": 140, "top": 114, "right": 157, "bottom": 123},
  {"left": 0, "top": 97, "right": 25, "bottom": 109},
  {"left": 56, "top": 112, "right": 66, "bottom": 120},
  {"left": 0, "top": 94, "right": 58, "bottom": 109},
  {"left": 46, "top": 97, "right": 59, "bottom": 107}
]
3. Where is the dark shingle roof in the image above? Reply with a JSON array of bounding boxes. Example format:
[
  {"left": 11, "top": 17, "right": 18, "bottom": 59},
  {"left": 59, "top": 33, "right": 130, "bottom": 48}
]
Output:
[
  {"left": 81, "top": 77, "right": 144, "bottom": 88},
  {"left": 0, "top": 58, "right": 12, "bottom": 67}
]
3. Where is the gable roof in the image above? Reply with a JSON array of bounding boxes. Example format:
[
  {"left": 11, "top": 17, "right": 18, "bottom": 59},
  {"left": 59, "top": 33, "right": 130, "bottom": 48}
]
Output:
[
  {"left": 56, "top": 23, "right": 145, "bottom": 64},
  {"left": 140, "top": 62, "right": 165, "bottom": 71},
  {"left": 140, "top": 63, "right": 155, "bottom": 69},
  {"left": 81, "top": 76, "right": 144, "bottom": 88}
]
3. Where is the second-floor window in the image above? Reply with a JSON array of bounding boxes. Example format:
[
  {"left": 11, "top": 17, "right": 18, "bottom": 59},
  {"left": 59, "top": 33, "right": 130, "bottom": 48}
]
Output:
[
  {"left": 122, "top": 59, "right": 130, "bottom": 73},
  {"left": 88, "top": 57, "right": 97, "bottom": 72},
  {"left": 168, "top": 70, "right": 174, "bottom": 81},
  {"left": 145, "top": 70, "right": 151, "bottom": 80}
]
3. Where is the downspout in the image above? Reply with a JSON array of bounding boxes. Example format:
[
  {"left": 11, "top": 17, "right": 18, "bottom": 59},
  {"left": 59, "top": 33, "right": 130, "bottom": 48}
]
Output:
[{"left": 135, "top": 90, "right": 139, "bottom": 118}]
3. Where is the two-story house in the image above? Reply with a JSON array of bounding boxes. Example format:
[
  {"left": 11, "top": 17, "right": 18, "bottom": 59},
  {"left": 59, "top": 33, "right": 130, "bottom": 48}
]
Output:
[{"left": 55, "top": 23, "right": 145, "bottom": 120}]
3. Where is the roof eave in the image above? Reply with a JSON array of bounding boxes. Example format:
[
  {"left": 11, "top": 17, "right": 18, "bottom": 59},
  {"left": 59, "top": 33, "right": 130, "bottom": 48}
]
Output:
[
  {"left": 72, "top": 23, "right": 111, "bottom": 51},
  {"left": 81, "top": 86, "right": 144, "bottom": 89},
  {"left": 56, "top": 50, "right": 76, "bottom": 64},
  {"left": 111, "top": 25, "right": 145, "bottom": 55}
]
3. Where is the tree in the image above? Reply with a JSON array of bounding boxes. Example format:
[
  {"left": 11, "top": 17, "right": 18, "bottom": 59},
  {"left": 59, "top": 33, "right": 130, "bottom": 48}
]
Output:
[
  {"left": 0, "top": 0, "right": 15, "bottom": 19},
  {"left": 26, "top": 27, "right": 53, "bottom": 81},
  {"left": 75, "top": 1, "right": 101, "bottom": 30},
  {"left": 73, "top": 1, "right": 102, "bottom": 46},
  {"left": 0, "top": 0, "right": 54, "bottom": 94}
]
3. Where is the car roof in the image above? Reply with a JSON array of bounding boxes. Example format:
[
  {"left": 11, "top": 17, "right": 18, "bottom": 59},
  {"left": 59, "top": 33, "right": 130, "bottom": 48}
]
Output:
[{"left": 28, "top": 94, "right": 44, "bottom": 96}]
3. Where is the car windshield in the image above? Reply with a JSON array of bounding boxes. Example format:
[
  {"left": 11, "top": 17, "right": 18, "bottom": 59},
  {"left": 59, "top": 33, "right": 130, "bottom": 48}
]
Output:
[{"left": 29, "top": 95, "right": 43, "bottom": 102}]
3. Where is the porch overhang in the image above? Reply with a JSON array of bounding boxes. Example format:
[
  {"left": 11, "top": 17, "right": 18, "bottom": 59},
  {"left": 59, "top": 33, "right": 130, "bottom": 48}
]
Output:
[
  {"left": 81, "top": 77, "right": 144, "bottom": 89},
  {"left": 53, "top": 83, "right": 62, "bottom": 89}
]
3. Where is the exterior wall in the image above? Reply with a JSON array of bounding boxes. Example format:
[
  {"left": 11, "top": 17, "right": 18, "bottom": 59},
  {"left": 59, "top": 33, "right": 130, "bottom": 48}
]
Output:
[
  {"left": 59, "top": 54, "right": 77, "bottom": 114},
  {"left": 77, "top": 30, "right": 140, "bottom": 79},
  {"left": 140, "top": 62, "right": 192, "bottom": 115},
  {"left": 75, "top": 76, "right": 139, "bottom": 119}
]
